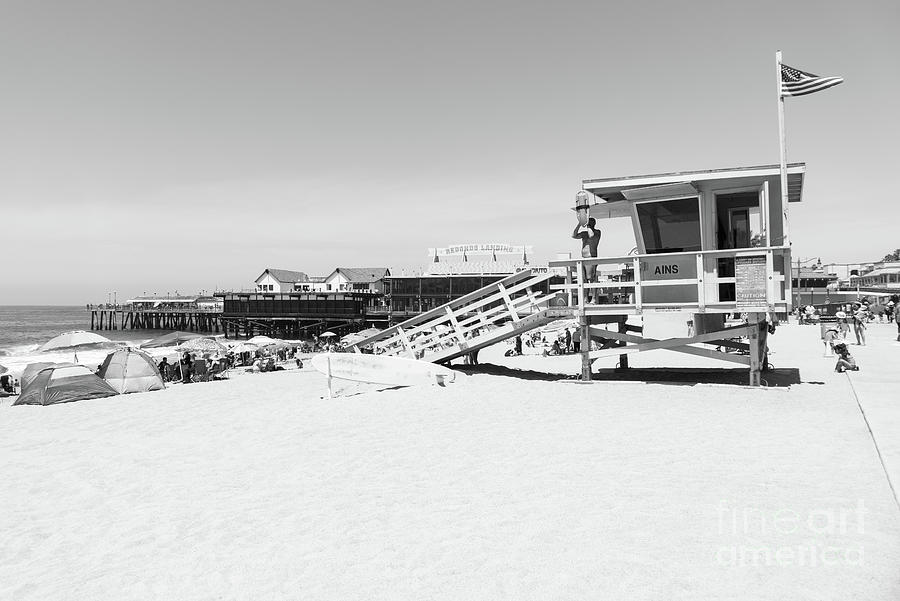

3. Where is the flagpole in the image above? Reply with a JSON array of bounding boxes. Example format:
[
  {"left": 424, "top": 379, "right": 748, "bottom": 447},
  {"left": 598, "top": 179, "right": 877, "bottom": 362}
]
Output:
[
  {"left": 776, "top": 51, "right": 790, "bottom": 247},
  {"left": 776, "top": 50, "right": 793, "bottom": 314}
]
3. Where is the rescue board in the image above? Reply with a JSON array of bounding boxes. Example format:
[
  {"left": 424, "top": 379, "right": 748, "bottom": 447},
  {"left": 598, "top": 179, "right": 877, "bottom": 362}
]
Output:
[{"left": 311, "top": 353, "right": 456, "bottom": 387}]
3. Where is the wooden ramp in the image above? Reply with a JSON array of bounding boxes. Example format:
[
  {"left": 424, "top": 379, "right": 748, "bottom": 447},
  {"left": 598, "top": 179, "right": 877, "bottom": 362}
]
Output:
[{"left": 348, "top": 270, "right": 572, "bottom": 364}]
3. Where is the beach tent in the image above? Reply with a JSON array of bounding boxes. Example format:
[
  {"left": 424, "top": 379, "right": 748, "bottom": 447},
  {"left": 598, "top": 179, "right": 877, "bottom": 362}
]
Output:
[
  {"left": 141, "top": 331, "right": 204, "bottom": 349},
  {"left": 98, "top": 348, "right": 165, "bottom": 394},
  {"left": 21, "top": 362, "right": 58, "bottom": 388},
  {"left": 13, "top": 364, "right": 118, "bottom": 406},
  {"left": 39, "top": 331, "right": 112, "bottom": 352}
]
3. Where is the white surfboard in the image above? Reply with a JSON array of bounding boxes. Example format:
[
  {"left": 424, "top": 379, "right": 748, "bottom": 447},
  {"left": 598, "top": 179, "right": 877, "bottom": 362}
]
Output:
[{"left": 311, "top": 353, "right": 456, "bottom": 389}]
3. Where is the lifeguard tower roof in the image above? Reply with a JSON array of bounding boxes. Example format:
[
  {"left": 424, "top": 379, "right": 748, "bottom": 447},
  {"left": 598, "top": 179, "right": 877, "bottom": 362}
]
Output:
[{"left": 582, "top": 163, "right": 805, "bottom": 219}]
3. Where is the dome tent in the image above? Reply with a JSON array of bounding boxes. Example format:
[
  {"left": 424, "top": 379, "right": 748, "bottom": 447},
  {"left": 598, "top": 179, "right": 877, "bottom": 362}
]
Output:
[
  {"left": 13, "top": 364, "right": 118, "bottom": 406},
  {"left": 21, "top": 362, "right": 59, "bottom": 388},
  {"left": 98, "top": 348, "right": 165, "bottom": 394}
]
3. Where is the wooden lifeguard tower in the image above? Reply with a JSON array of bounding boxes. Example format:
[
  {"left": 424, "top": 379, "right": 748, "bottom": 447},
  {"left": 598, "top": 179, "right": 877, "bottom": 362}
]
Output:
[
  {"left": 550, "top": 162, "right": 804, "bottom": 386},
  {"left": 348, "top": 162, "right": 803, "bottom": 386}
]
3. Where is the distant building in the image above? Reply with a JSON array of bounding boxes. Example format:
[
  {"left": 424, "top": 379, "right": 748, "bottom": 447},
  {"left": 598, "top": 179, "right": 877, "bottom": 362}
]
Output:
[
  {"left": 850, "top": 261, "right": 900, "bottom": 292},
  {"left": 791, "top": 265, "right": 838, "bottom": 306},
  {"left": 255, "top": 268, "right": 310, "bottom": 293},
  {"left": 324, "top": 267, "right": 391, "bottom": 293},
  {"left": 425, "top": 243, "right": 531, "bottom": 275},
  {"left": 293, "top": 275, "right": 327, "bottom": 292},
  {"left": 385, "top": 245, "right": 569, "bottom": 317},
  {"left": 125, "top": 295, "right": 223, "bottom": 312},
  {"left": 821, "top": 262, "right": 868, "bottom": 284}
]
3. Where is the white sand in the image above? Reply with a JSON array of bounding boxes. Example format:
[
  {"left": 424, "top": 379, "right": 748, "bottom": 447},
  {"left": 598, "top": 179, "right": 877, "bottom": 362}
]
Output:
[{"left": 1, "top": 323, "right": 899, "bottom": 600}]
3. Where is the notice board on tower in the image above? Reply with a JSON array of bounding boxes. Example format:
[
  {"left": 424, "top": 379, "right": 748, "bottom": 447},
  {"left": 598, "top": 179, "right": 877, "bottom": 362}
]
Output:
[{"left": 735, "top": 255, "right": 768, "bottom": 309}]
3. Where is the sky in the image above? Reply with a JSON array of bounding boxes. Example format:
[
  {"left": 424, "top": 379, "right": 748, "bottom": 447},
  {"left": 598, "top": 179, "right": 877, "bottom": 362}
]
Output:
[{"left": 2, "top": 0, "right": 898, "bottom": 304}]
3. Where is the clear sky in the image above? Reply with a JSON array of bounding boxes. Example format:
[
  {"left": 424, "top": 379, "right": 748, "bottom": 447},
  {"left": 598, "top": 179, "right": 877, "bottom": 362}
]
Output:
[{"left": 2, "top": 0, "right": 898, "bottom": 304}]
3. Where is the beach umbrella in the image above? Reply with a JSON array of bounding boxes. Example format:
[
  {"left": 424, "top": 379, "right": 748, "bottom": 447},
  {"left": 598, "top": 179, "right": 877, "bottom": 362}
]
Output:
[
  {"left": 141, "top": 331, "right": 204, "bottom": 349},
  {"left": 341, "top": 328, "right": 382, "bottom": 346},
  {"left": 39, "top": 331, "right": 112, "bottom": 352},
  {"left": 176, "top": 337, "right": 227, "bottom": 354},
  {"left": 228, "top": 341, "right": 260, "bottom": 354},
  {"left": 320, "top": 331, "right": 337, "bottom": 337},
  {"left": 246, "top": 335, "right": 282, "bottom": 346}
]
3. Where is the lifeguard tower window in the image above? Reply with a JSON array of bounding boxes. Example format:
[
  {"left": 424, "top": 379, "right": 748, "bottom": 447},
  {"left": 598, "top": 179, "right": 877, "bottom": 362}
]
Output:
[
  {"left": 636, "top": 197, "right": 702, "bottom": 254},
  {"left": 716, "top": 191, "right": 763, "bottom": 302}
]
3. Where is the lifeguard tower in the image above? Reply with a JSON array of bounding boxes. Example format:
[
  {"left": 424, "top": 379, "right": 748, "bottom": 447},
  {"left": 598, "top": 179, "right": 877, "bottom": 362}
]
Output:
[{"left": 349, "top": 163, "right": 803, "bottom": 386}]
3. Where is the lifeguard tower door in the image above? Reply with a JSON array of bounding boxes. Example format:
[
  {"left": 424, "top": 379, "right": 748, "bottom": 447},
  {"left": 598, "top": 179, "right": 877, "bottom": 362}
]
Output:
[{"left": 715, "top": 184, "right": 770, "bottom": 302}]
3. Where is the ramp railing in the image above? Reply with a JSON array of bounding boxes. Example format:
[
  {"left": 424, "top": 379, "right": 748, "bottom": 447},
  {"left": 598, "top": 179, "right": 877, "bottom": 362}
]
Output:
[{"left": 347, "top": 269, "right": 566, "bottom": 362}]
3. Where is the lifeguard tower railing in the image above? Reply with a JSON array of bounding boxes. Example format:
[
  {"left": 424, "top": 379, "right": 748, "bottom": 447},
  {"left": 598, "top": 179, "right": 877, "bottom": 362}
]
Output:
[
  {"left": 549, "top": 245, "right": 792, "bottom": 315},
  {"left": 347, "top": 269, "right": 572, "bottom": 362}
]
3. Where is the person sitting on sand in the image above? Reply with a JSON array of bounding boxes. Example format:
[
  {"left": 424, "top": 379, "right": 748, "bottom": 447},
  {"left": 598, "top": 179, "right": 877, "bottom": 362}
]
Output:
[{"left": 833, "top": 342, "right": 859, "bottom": 372}]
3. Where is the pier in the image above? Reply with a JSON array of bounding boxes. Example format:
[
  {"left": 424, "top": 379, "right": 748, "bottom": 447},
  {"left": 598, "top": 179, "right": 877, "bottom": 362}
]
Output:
[{"left": 87, "top": 304, "right": 222, "bottom": 333}]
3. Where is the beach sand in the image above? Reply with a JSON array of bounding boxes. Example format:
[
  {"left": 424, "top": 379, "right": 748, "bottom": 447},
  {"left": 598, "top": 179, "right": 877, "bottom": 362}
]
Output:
[{"left": 1, "top": 323, "right": 899, "bottom": 600}]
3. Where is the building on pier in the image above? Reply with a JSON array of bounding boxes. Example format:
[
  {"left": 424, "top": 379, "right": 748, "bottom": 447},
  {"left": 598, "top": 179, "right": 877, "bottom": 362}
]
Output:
[{"left": 217, "top": 291, "right": 383, "bottom": 339}]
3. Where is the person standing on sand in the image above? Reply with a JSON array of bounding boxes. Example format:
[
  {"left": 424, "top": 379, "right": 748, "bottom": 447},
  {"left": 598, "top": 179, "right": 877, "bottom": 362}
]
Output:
[
  {"left": 852, "top": 303, "right": 867, "bottom": 345},
  {"left": 157, "top": 357, "right": 169, "bottom": 381},
  {"left": 564, "top": 328, "right": 572, "bottom": 353},
  {"left": 895, "top": 303, "right": 900, "bottom": 341},
  {"left": 572, "top": 193, "right": 601, "bottom": 302}
]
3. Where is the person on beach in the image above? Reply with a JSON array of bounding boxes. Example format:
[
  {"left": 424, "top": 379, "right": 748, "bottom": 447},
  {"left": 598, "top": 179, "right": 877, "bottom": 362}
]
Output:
[
  {"left": 572, "top": 327, "right": 581, "bottom": 353},
  {"left": 835, "top": 311, "right": 850, "bottom": 340},
  {"left": 833, "top": 342, "right": 859, "bottom": 372},
  {"left": 181, "top": 352, "right": 193, "bottom": 383},
  {"left": 157, "top": 357, "right": 169, "bottom": 381},
  {"left": 572, "top": 194, "right": 601, "bottom": 302},
  {"left": 852, "top": 303, "right": 867, "bottom": 345},
  {"left": 895, "top": 302, "right": 900, "bottom": 341},
  {"left": 822, "top": 324, "right": 839, "bottom": 357},
  {"left": 565, "top": 328, "right": 572, "bottom": 353}
]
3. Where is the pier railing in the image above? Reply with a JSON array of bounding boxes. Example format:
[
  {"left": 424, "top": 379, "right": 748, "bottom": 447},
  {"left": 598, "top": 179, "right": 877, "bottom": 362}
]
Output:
[{"left": 86, "top": 304, "right": 222, "bottom": 314}]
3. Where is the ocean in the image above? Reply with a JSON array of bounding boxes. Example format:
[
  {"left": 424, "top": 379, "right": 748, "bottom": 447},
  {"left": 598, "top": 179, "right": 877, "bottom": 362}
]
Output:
[
  {"left": 0, "top": 306, "right": 181, "bottom": 375},
  {"left": 0, "top": 306, "right": 167, "bottom": 354}
]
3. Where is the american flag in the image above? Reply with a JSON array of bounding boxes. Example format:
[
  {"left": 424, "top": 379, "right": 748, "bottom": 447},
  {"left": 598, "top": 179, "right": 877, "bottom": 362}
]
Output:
[{"left": 781, "top": 63, "right": 844, "bottom": 97}]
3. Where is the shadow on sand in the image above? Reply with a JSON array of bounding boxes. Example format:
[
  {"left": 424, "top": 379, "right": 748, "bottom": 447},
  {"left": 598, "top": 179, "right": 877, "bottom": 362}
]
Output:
[{"left": 457, "top": 363, "right": 802, "bottom": 388}]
